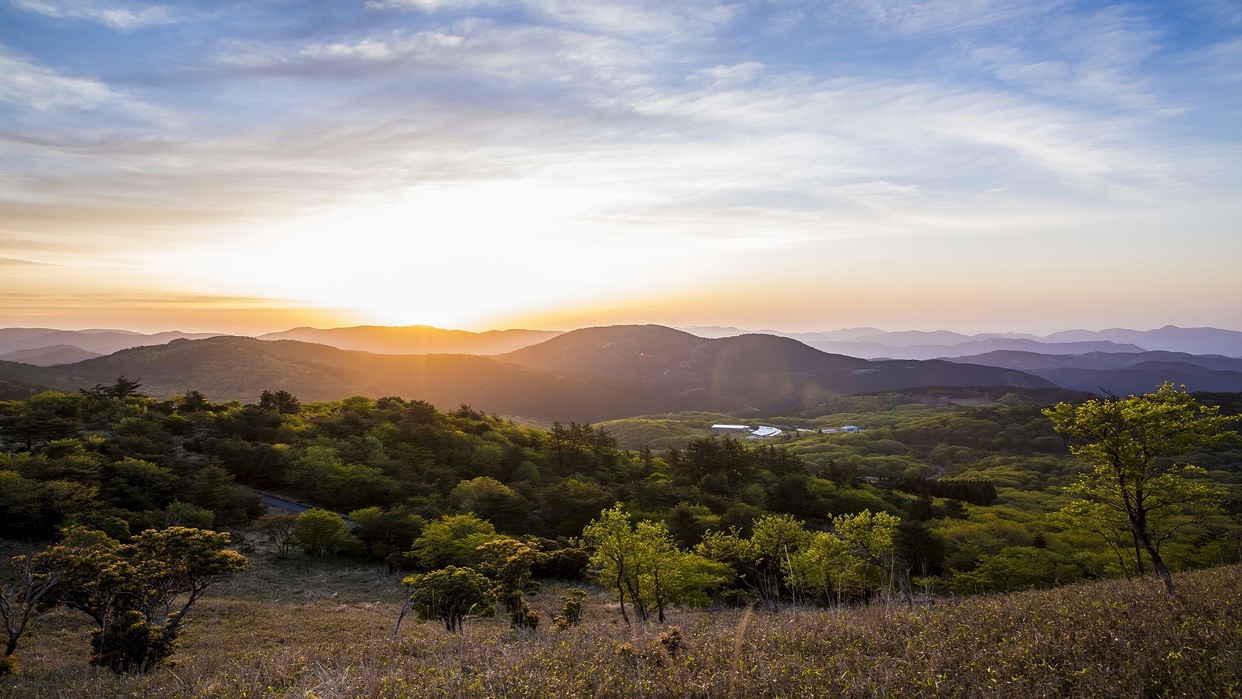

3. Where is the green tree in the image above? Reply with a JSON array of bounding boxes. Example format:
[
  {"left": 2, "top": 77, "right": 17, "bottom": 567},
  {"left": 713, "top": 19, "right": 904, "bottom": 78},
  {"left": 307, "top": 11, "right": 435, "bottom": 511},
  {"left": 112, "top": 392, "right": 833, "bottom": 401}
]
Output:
[
  {"left": 582, "top": 505, "right": 726, "bottom": 624},
  {"left": 833, "top": 509, "right": 910, "bottom": 604},
  {"left": 476, "top": 537, "right": 539, "bottom": 629},
  {"left": 349, "top": 505, "right": 425, "bottom": 561},
  {"left": 1044, "top": 384, "right": 1236, "bottom": 594},
  {"left": 35, "top": 526, "right": 247, "bottom": 673},
  {"left": 408, "top": 513, "right": 499, "bottom": 569},
  {"left": 258, "top": 390, "right": 301, "bottom": 415},
  {"left": 292, "top": 508, "right": 356, "bottom": 557},
  {"left": 448, "top": 477, "right": 537, "bottom": 534},
  {"left": 400, "top": 566, "right": 495, "bottom": 635},
  {"left": 699, "top": 513, "right": 812, "bottom": 610}
]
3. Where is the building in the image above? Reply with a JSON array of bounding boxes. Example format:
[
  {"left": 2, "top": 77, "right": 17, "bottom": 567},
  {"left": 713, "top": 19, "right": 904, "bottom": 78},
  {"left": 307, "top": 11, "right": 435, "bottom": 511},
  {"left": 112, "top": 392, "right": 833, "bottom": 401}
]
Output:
[
  {"left": 747, "top": 426, "right": 783, "bottom": 439},
  {"left": 711, "top": 424, "right": 751, "bottom": 435}
]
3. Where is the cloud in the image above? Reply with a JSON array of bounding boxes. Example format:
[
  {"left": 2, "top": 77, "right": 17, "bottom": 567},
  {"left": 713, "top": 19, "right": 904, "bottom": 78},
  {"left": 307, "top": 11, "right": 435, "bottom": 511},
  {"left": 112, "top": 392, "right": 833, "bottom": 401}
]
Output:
[
  {"left": 0, "top": 48, "right": 121, "bottom": 110},
  {"left": 0, "top": 256, "right": 51, "bottom": 266},
  {"left": 10, "top": 0, "right": 179, "bottom": 30},
  {"left": 818, "top": 0, "right": 1065, "bottom": 36},
  {"left": 365, "top": 0, "right": 497, "bottom": 10}
]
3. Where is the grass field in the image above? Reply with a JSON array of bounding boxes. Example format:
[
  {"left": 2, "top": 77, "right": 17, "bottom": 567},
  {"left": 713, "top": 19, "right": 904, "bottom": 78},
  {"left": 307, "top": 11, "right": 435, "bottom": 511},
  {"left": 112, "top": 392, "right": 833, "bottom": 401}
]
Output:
[{"left": 3, "top": 556, "right": 1240, "bottom": 698}]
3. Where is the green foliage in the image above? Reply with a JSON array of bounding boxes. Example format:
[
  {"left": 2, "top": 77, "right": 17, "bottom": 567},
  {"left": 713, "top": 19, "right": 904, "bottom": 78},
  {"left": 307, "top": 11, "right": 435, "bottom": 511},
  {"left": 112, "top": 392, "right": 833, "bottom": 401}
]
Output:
[
  {"left": 448, "top": 476, "right": 537, "bottom": 534},
  {"left": 165, "top": 500, "right": 215, "bottom": 529},
  {"left": 583, "top": 505, "right": 728, "bottom": 624},
  {"left": 292, "top": 508, "right": 356, "bottom": 557},
  {"left": 1045, "top": 384, "right": 1238, "bottom": 593},
  {"left": 348, "top": 505, "right": 425, "bottom": 561},
  {"left": 476, "top": 537, "right": 539, "bottom": 629},
  {"left": 401, "top": 566, "right": 495, "bottom": 634},
  {"left": 33, "top": 526, "right": 247, "bottom": 673},
  {"left": 408, "top": 513, "right": 500, "bottom": 570},
  {"left": 552, "top": 587, "right": 587, "bottom": 630}
]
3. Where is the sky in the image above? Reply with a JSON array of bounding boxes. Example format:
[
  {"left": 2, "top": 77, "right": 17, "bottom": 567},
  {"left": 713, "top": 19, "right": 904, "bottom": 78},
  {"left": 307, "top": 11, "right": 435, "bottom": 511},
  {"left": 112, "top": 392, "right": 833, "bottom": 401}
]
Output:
[{"left": 1, "top": 0, "right": 1240, "bottom": 335}]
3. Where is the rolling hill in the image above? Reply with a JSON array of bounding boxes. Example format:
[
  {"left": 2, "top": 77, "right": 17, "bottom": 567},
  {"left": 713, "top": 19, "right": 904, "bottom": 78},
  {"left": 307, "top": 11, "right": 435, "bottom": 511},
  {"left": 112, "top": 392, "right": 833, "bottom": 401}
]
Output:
[
  {"left": 0, "top": 327, "right": 1059, "bottom": 421},
  {"left": 257, "top": 325, "right": 560, "bottom": 355},
  {"left": 8, "top": 336, "right": 712, "bottom": 422},
  {"left": 499, "top": 325, "right": 1057, "bottom": 414},
  {"left": 947, "top": 350, "right": 1242, "bottom": 394}
]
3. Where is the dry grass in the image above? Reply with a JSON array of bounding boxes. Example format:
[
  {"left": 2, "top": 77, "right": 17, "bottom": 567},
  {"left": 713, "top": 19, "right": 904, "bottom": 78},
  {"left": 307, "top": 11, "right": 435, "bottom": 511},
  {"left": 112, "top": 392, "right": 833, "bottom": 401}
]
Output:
[{"left": 3, "top": 558, "right": 1240, "bottom": 698}]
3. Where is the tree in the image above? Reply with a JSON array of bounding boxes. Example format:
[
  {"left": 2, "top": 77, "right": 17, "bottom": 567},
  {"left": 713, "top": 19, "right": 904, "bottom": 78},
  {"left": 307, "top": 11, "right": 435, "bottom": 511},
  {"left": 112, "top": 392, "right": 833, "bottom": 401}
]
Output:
[
  {"left": 400, "top": 566, "right": 494, "bottom": 634},
  {"left": 292, "top": 508, "right": 356, "bottom": 557},
  {"left": 1, "top": 554, "right": 61, "bottom": 661},
  {"left": 256, "top": 513, "right": 299, "bottom": 559},
  {"left": 582, "top": 505, "right": 727, "bottom": 624},
  {"left": 408, "top": 513, "right": 499, "bottom": 569},
  {"left": 348, "top": 505, "right": 425, "bottom": 562},
  {"left": 258, "top": 390, "right": 301, "bottom": 415},
  {"left": 832, "top": 510, "right": 910, "bottom": 604},
  {"left": 34, "top": 526, "right": 247, "bottom": 673},
  {"left": 448, "top": 477, "right": 537, "bottom": 534},
  {"left": 476, "top": 537, "right": 539, "bottom": 629},
  {"left": 1044, "top": 384, "right": 1236, "bottom": 594},
  {"left": 698, "top": 514, "right": 811, "bottom": 610}
]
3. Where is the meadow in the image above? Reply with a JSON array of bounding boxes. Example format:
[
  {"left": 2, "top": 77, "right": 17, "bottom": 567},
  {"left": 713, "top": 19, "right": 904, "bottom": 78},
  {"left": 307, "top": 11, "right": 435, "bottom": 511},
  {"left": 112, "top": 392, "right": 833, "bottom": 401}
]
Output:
[{"left": 3, "top": 554, "right": 1239, "bottom": 698}]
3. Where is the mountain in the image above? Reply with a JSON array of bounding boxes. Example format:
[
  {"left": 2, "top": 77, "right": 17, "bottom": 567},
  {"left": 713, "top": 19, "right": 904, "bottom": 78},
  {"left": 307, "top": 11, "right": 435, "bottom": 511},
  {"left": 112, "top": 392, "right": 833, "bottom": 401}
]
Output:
[
  {"left": 1037, "top": 362, "right": 1242, "bottom": 395},
  {"left": 5, "top": 335, "right": 713, "bottom": 422},
  {"left": 0, "top": 328, "right": 222, "bottom": 356},
  {"left": 500, "top": 325, "right": 1056, "bottom": 414},
  {"left": 794, "top": 338, "right": 1145, "bottom": 360},
  {"left": 946, "top": 350, "right": 1242, "bottom": 394},
  {"left": 0, "top": 344, "right": 103, "bottom": 366},
  {"left": 947, "top": 350, "right": 1242, "bottom": 373},
  {"left": 1042, "top": 326, "right": 1242, "bottom": 356},
  {"left": 258, "top": 325, "right": 561, "bottom": 355},
  {"left": 0, "top": 327, "right": 1057, "bottom": 421},
  {"left": 680, "top": 325, "right": 1242, "bottom": 359}
]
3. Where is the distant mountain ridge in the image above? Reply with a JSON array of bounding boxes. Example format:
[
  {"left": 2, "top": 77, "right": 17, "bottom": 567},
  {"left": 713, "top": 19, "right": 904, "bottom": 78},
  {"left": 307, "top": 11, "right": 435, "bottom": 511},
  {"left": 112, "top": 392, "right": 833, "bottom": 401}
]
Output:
[
  {"left": 258, "top": 325, "right": 562, "bottom": 355},
  {"left": 0, "top": 344, "right": 102, "bottom": 366},
  {"left": 680, "top": 325, "right": 1242, "bottom": 359},
  {"left": 0, "top": 328, "right": 222, "bottom": 357},
  {"left": 1, "top": 324, "right": 1239, "bottom": 419},
  {"left": 946, "top": 350, "right": 1242, "bottom": 395},
  {"left": 0, "top": 327, "right": 1057, "bottom": 421},
  {"left": 498, "top": 325, "right": 1055, "bottom": 415}
]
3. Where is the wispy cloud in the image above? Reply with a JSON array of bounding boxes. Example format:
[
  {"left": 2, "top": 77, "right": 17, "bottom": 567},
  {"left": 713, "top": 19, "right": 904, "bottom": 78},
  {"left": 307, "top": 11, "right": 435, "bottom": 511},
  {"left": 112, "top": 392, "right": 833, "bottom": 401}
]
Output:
[
  {"left": 0, "top": 48, "right": 121, "bottom": 110},
  {"left": 10, "top": 0, "right": 180, "bottom": 30},
  {"left": 0, "top": 256, "right": 51, "bottom": 266}
]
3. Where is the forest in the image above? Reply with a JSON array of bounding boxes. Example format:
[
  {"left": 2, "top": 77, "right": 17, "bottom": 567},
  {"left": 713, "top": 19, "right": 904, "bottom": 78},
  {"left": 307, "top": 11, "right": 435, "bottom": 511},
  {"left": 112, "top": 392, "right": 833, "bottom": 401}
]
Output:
[{"left": 1, "top": 379, "right": 1240, "bottom": 690}]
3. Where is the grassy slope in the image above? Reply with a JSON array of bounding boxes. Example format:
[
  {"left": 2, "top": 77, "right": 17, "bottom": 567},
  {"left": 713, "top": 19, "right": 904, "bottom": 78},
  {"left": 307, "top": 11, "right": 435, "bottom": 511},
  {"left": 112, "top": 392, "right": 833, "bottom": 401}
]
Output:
[{"left": 4, "top": 555, "right": 1239, "bottom": 698}]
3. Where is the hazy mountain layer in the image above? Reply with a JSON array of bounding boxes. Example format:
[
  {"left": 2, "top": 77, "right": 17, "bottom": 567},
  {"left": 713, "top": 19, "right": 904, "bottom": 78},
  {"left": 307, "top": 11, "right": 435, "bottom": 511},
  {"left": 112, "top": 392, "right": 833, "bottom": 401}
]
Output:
[
  {"left": 0, "top": 344, "right": 103, "bottom": 366},
  {"left": 0, "top": 327, "right": 1057, "bottom": 421},
  {"left": 258, "top": 325, "right": 561, "bottom": 355},
  {"left": 0, "top": 328, "right": 221, "bottom": 356},
  {"left": 947, "top": 350, "right": 1242, "bottom": 395},
  {"left": 679, "top": 325, "right": 1242, "bottom": 359},
  {"left": 499, "top": 325, "right": 1056, "bottom": 414}
]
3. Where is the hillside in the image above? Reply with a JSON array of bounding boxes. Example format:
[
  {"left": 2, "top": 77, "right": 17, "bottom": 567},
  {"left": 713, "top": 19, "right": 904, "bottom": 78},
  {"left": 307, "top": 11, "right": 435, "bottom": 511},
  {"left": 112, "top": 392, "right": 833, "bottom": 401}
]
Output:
[
  {"left": 258, "top": 325, "right": 561, "bottom": 355},
  {"left": 0, "top": 344, "right": 102, "bottom": 366},
  {"left": 0, "top": 328, "right": 221, "bottom": 356},
  {"left": 501, "top": 325, "right": 1056, "bottom": 414},
  {"left": 948, "top": 350, "right": 1242, "bottom": 394},
  {"left": 6, "top": 556, "right": 1239, "bottom": 698},
  {"left": 0, "top": 327, "right": 1057, "bottom": 421},
  {"left": 15, "top": 335, "right": 713, "bottom": 422},
  {"left": 685, "top": 325, "right": 1242, "bottom": 359}
]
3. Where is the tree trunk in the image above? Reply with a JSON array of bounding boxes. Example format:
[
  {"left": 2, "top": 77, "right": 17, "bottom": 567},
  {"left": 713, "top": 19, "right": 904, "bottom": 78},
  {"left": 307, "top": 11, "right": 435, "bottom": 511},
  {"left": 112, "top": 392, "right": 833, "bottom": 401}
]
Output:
[{"left": 1138, "top": 532, "right": 1175, "bottom": 595}]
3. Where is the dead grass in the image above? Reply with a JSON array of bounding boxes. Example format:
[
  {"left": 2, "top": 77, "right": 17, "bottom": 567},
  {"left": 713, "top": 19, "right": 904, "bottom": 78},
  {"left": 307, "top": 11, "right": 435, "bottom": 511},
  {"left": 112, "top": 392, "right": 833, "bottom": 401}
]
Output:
[{"left": 3, "top": 557, "right": 1239, "bottom": 698}]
